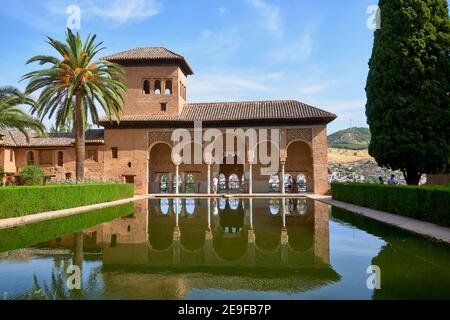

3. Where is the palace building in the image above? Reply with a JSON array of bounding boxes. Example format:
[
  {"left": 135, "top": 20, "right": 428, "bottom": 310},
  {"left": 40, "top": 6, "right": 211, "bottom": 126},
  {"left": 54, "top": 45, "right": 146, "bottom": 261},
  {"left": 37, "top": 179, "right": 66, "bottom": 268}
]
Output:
[{"left": 0, "top": 47, "right": 336, "bottom": 195}]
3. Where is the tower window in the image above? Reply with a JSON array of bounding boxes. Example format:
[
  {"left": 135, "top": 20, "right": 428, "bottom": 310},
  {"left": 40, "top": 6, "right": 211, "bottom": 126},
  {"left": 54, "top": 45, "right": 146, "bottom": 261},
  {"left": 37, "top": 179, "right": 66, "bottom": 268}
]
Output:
[
  {"left": 165, "top": 80, "right": 172, "bottom": 95},
  {"left": 111, "top": 147, "right": 118, "bottom": 159},
  {"left": 160, "top": 103, "right": 167, "bottom": 112},
  {"left": 143, "top": 80, "right": 150, "bottom": 95},
  {"left": 154, "top": 80, "right": 161, "bottom": 95}
]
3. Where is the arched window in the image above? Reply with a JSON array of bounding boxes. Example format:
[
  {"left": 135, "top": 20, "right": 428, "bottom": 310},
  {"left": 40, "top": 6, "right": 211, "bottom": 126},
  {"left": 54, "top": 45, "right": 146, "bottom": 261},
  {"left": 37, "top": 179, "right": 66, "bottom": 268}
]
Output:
[
  {"left": 165, "top": 80, "right": 172, "bottom": 95},
  {"left": 228, "top": 174, "right": 240, "bottom": 190},
  {"left": 219, "top": 198, "right": 226, "bottom": 210},
  {"left": 186, "top": 198, "right": 195, "bottom": 215},
  {"left": 268, "top": 174, "right": 279, "bottom": 192},
  {"left": 160, "top": 198, "right": 169, "bottom": 215},
  {"left": 296, "top": 173, "right": 307, "bottom": 192},
  {"left": 185, "top": 174, "right": 195, "bottom": 193},
  {"left": 143, "top": 80, "right": 150, "bottom": 95},
  {"left": 269, "top": 200, "right": 280, "bottom": 215},
  {"left": 27, "top": 151, "right": 35, "bottom": 165},
  {"left": 154, "top": 80, "right": 161, "bottom": 95},
  {"left": 297, "top": 199, "right": 307, "bottom": 215},
  {"left": 160, "top": 174, "right": 169, "bottom": 193},
  {"left": 219, "top": 174, "right": 226, "bottom": 190},
  {"left": 57, "top": 151, "right": 64, "bottom": 166},
  {"left": 229, "top": 199, "right": 239, "bottom": 210},
  {"left": 284, "top": 173, "right": 293, "bottom": 192}
]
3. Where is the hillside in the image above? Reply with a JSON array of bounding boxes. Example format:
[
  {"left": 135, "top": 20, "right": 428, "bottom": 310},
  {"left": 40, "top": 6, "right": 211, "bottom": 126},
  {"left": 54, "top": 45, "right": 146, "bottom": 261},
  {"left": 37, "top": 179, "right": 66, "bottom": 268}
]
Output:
[
  {"left": 327, "top": 127, "right": 371, "bottom": 150},
  {"left": 327, "top": 148, "right": 373, "bottom": 164}
]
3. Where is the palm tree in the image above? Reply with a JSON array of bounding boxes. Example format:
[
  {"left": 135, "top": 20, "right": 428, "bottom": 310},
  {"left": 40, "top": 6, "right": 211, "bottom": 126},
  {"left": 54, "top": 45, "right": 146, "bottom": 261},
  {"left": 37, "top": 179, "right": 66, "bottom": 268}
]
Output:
[
  {"left": 0, "top": 86, "right": 45, "bottom": 141},
  {"left": 23, "top": 28, "right": 127, "bottom": 182}
]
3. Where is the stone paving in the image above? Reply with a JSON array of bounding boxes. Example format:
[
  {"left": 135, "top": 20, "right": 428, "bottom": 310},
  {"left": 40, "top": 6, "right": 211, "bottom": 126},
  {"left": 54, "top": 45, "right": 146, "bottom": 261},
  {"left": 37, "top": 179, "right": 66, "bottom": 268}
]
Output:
[{"left": 307, "top": 194, "right": 450, "bottom": 244}]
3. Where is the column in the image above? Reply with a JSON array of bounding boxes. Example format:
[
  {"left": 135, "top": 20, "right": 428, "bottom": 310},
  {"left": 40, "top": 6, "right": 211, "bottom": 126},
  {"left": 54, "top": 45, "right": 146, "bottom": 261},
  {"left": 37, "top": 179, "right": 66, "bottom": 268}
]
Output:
[
  {"left": 281, "top": 164, "right": 286, "bottom": 194},
  {"left": 248, "top": 164, "right": 253, "bottom": 194},
  {"left": 175, "top": 165, "right": 179, "bottom": 195},
  {"left": 247, "top": 150, "right": 254, "bottom": 195},
  {"left": 280, "top": 199, "right": 288, "bottom": 265},
  {"left": 207, "top": 164, "right": 211, "bottom": 195}
]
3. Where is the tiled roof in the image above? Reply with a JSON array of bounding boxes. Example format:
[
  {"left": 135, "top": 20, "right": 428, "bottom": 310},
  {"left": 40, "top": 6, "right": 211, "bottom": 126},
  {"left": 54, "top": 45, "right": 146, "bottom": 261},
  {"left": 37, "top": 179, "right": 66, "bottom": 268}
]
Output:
[
  {"left": 0, "top": 129, "right": 104, "bottom": 147},
  {"left": 99, "top": 100, "right": 337, "bottom": 124},
  {"left": 103, "top": 47, "right": 194, "bottom": 75}
]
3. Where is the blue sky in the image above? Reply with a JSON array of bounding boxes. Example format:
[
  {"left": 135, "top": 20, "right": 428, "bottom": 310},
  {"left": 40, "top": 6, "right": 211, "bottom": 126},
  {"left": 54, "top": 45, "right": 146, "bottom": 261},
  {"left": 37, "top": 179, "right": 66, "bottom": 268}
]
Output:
[{"left": 0, "top": 0, "right": 380, "bottom": 133}]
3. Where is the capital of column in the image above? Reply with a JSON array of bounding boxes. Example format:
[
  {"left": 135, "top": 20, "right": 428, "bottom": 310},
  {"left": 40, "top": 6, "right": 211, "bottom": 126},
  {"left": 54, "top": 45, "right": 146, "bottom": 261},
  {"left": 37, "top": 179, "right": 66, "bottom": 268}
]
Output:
[{"left": 279, "top": 148, "right": 287, "bottom": 164}]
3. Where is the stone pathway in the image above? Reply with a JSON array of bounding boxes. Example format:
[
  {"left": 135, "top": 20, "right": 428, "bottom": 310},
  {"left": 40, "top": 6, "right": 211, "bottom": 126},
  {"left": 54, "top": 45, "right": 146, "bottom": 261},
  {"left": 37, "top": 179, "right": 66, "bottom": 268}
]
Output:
[
  {"left": 307, "top": 194, "right": 450, "bottom": 244},
  {"left": 0, "top": 195, "right": 150, "bottom": 230}
]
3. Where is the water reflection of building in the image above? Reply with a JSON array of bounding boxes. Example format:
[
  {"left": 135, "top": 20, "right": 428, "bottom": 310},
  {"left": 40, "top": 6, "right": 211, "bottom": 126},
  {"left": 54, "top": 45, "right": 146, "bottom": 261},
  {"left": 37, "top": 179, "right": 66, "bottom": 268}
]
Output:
[
  {"left": 41, "top": 198, "right": 330, "bottom": 269},
  {"left": 35, "top": 198, "right": 335, "bottom": 299},
  {"left": 75, "top": 198, "right": 330, "bottom": 268}
]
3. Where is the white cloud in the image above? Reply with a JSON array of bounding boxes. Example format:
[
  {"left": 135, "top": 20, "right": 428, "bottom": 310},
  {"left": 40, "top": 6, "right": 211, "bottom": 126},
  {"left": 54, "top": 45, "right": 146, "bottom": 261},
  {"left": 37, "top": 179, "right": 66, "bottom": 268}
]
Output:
[
  {"left": 246, "top": 0, "right": 283, "bottom": 38},
  {"left": 218, "top": 7, "right": 229, "bottom": 15},
  {"left": 270, "top": 31, "right": 313, "bottom": 62},
  {"left": 298, "top": 84, "right": 329, "bottom": 95},
  {"left": 183, "top": 28, "right": 242, "bottom": 63},
  {"left": 189, "top": 71, "right": 275, "bottom": 102},
  {"left": 46, "top": 0, "right": 161, "bottom": 25}
]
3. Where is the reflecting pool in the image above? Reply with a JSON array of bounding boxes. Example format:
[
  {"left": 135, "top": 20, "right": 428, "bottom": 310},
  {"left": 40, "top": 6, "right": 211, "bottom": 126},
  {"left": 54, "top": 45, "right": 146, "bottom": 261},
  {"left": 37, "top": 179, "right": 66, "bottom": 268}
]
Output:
[{"left": 0, "top": 198, "right": 449, "bottom": 300}]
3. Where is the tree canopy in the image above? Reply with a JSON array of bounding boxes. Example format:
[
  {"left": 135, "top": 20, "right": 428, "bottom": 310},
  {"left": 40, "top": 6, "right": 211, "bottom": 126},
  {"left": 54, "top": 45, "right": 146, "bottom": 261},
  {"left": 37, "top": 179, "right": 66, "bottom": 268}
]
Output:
[{"left": 365, "top": 0, "right": 450, "bottom": 185}]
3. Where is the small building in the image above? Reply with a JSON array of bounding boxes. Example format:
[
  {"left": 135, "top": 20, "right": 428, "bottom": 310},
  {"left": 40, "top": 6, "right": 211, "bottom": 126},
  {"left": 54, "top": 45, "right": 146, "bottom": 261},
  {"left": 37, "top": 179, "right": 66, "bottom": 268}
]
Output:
[{"left": 0, "top": 47, "right": 336, "bottom": 195}]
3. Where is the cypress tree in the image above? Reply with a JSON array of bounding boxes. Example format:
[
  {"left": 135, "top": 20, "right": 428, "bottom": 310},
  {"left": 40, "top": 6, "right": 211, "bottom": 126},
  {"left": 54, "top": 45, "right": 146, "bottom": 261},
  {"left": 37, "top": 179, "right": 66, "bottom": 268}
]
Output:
[{"left": 365, "top": 0, "right": 450, "bottom": 185}]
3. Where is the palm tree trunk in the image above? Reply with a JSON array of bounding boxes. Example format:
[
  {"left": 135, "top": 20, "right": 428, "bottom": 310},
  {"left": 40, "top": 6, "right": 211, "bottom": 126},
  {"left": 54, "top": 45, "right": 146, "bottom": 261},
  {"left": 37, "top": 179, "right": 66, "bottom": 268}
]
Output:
[{"left": 75, "top": 94, "right": 85, "bottom": 182}]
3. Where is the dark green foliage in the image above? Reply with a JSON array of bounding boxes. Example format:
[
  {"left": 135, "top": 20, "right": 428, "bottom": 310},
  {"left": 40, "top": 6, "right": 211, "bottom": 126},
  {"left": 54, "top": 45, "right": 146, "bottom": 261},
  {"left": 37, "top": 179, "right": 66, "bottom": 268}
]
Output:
[
  {"left": 365, "top": 0, "right": 450, "bottom": 185},
  {"left": 331, "top": 183, "right": 450, "bottom": 226},
  {"left": 0, "top": 203, "right": 134, "bottom": 252},
  {"left": 328, "top": 127, "right": 371, "bottom": 150},
  {"left": 19, "top": 165, "right": 45, "bottom": 185},
  {"left": 0, "top": 183, "right": 134, "bottom": 218}
]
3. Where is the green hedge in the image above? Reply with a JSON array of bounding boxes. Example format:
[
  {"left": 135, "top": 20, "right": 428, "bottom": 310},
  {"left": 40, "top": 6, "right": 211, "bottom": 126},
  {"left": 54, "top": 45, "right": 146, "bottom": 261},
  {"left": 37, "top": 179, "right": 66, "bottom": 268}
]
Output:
[
  {"left": 0, "top": 183, "right": 135, "bottom": 218},
  {"left": 331, "top": 183, "right": 450, "bottom": 227},
  {"left": 0, "top": 202, "right": 134, "bottom": 252}
]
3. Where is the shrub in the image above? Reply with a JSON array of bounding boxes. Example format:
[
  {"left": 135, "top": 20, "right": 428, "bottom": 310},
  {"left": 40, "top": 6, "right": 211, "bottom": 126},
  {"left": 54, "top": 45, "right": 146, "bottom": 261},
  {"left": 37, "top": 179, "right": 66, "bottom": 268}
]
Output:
[
  {"left": 0, "top": 166, "right": 4, "bottom": 187},
  {"left": 0, "top": 183, "right": 135, "bottom": 218},
  {"left": 19, "top": 165, "right": 45, "bottom": 185},
  {"left": 331, "top": 183, "right": 450, "bottom": 227}
]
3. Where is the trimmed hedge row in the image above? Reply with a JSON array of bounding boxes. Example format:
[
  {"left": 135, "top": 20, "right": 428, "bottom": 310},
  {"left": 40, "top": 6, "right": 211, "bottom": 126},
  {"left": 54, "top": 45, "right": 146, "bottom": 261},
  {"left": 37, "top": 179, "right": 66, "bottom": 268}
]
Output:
[
  {"left": 0, "top": 202, "right": 134, "bottom": 252},
  {"left": 331, "top": 183, "right": 450, "bottom": 227},
  {"left": 0, "top": 183, "right": 135, "bottom": 218}
]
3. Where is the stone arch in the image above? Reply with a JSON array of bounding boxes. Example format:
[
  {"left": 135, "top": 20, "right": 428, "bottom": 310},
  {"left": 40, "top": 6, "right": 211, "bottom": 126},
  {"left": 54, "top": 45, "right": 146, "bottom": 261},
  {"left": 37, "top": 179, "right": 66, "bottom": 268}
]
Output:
[
  {"left": 251, "top": 140, "right": 280, "bottom": 193},
  {"left": 219, "top": 155, "right": 244, "bottom": 192},
  {"left": 285, "top": 140, "right": 314, "bottom": 193},
  {"left": 179, "top": 141, "right": 204, "bottom": 193},
  {"left": 149, "top": 142, "right": 174, "bottom": 193}
]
